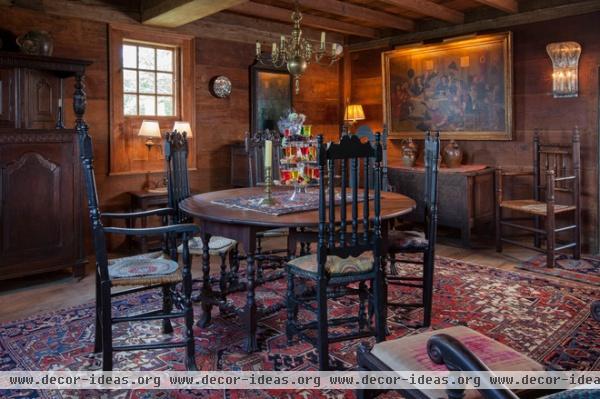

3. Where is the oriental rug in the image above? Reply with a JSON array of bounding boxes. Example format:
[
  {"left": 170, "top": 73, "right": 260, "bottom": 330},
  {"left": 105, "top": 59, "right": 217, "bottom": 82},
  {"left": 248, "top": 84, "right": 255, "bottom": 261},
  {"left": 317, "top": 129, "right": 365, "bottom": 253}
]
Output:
[
  {"left": 518, "top": 253, "right": 600, "bottom": 287},
  {"left": 1, "top": 256, "right": 598, "bottom": 399}
]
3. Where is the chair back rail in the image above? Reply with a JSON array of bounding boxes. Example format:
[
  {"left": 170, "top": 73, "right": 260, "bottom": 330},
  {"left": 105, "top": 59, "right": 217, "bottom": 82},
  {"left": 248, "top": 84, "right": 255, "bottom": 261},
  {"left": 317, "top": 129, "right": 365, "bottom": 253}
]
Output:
[
  {"left": 353, "top": 124, "right": 390, "bottom": 191},
  {"left": 424, "top": 131, "right": 441, "bottom": 244},
  {"left": 533, "top": 128, "right": 581, "bottom": 196},
  {"left": 316, "top": 134, "right": 383, "bottom": 276},
  {"left": 245, "top": 129, "right": 281, "bottom": 187},
  {"left": 165, "top": 131, "right": 192, "bottom": 224}
]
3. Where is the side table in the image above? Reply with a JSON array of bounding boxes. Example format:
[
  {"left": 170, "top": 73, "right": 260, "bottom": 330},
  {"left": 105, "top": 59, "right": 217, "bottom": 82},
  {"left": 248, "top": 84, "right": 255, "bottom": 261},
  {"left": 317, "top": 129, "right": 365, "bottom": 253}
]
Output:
[{"left": 128, "top": 190, "right": 169, "bottom": 253}]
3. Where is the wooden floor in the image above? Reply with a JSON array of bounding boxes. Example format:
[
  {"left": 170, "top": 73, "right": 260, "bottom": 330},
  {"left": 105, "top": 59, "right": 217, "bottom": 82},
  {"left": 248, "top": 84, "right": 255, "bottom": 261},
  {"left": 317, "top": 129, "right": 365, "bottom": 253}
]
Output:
[{"left": 0, "top": 236, "right": 539, "bottom": 324}]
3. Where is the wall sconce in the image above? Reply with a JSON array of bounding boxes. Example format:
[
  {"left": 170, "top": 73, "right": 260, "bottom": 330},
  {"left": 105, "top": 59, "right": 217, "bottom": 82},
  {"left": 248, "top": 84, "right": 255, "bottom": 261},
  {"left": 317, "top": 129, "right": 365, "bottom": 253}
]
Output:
[
  {"left": 546, "top": 41, "right": 581, "bottom": 98},
  {"left": 138, "top": 120, "right": 162, "bottom": 150},
  {"left": 172, "top": 121, "right": 193, "bottom": 137}
]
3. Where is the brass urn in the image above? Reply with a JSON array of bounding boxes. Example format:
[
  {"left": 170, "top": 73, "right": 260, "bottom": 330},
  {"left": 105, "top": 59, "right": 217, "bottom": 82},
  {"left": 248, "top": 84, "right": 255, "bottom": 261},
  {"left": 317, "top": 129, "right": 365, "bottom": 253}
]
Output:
[{"left": 442, "top": 139, "right": 463, "bottom": 168}]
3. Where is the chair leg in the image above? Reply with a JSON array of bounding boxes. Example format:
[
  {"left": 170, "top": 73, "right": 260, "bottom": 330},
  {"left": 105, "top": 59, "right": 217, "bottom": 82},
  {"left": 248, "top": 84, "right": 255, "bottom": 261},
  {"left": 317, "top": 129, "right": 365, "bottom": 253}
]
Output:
[
  {"left": 286, "top": 271, "right": 297, "bottom": 345},
  {"left": 495, "top": 207, "right": 503, "bottom": 252},
  {"left": 422, "top": 250, "right": 434, "bottom": 328},
  {"left": 373, "top": 267, "right": 386, "bottom": 343},
  {"left": 358, "top": 281, "right": 368, "bottom": 330},
  {"left": 546, "top": 216, "right": 555, "bottom": 268},
  {"left": 316, "top": 278, "right": 329, "bottom": 371},
  {"left": 388, "top": 253, "right": 398, "bottom": 275},
  {"left": 219, "top": 253, "right": 228, "bottom": 300},
  {"left": 182, "top": 265, "right": 197, "bottom": 371},
  {"left": 94, "top": 269, "right": 102, "bottom": 353},
  {"left": 101, "top": 281, "right": 113, "bottom": 371},
  {"left": 228, "top": 244, "right": 241, "bottom": 289},
  {"left": 162, "top": 284, "right": 174, "bottom": 334}
]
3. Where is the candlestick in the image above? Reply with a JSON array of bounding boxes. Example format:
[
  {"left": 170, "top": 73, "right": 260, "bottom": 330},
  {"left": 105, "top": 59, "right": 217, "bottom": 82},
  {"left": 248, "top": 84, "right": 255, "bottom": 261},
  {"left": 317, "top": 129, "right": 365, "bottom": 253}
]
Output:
[
  {"left": 256, "top": 41, "right": 261, "bottom": 56},
  {"left": 258, "top": 166, "right": 277, "bottom": 206},
  {"left": 272, "top": 42, "right": 277, "bottom": 55},
  {"left": 264, "top": 139, "right": 272, "bottom": 168},
  {"left": 320, "top": 32, "right": 326, "bottom": 50}
]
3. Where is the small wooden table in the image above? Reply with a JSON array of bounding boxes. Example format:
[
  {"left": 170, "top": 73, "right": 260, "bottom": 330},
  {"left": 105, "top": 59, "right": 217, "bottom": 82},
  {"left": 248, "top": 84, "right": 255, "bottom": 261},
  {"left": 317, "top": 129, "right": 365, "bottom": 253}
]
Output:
[
  {"left": 179, "top": 187, "right": 416, "bottom": 352},
  {"left": 128, "top": 190, "right": 169, "bottom": 252},
  {"left": 388, "top": 163, "right": 495, "bottom": 247}
]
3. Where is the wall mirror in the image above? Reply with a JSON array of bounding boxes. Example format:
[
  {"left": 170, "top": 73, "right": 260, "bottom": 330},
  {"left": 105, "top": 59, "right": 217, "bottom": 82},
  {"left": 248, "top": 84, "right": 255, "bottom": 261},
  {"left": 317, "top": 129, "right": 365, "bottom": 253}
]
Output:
[{"left": 250, "top": 62, "right": 292, "bottom": 135}]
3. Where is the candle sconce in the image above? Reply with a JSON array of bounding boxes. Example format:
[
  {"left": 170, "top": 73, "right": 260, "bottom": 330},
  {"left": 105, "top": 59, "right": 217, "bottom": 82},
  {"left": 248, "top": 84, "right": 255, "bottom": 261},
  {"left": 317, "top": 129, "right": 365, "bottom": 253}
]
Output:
[{"left": 546, "top": 41, "right": 581, "bottom": 98}]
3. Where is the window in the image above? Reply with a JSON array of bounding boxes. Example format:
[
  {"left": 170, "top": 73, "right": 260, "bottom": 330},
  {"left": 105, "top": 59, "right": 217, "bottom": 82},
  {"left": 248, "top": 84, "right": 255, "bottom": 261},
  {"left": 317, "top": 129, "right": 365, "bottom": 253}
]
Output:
[
  {"left": 122, "top": 42, "right": 176, "bottom": 116},
  {"left": 109, "top": 24, "right": 195, "bottom": 175}
]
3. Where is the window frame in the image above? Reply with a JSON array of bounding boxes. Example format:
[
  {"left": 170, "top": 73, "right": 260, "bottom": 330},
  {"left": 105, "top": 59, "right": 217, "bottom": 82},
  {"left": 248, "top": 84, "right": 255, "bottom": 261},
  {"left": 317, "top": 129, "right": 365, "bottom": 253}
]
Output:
[{"left": 109, "top": 24, "right": 195, "bottom": 175}]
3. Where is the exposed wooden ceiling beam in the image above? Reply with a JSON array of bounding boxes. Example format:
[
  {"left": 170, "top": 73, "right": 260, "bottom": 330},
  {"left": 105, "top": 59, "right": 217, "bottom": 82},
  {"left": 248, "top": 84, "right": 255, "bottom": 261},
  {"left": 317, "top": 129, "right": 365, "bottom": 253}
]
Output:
[
  {"left": 348, "top": 0, "right": 600, "bottom": 52},
  {"left": 472, "top": 0, "right": 519, "bottom": 13},
  {"left": 293, "top": 0, "right": 414, "bottom": 31},
  {"left": 379, "top": 0, "right": 464, "bottom": 24},
  {"left": 230, "top": 1, "right": 379, "bottom": 38},
  {"left": 141, "top": 0, "right": 248, "bottom": 27}
]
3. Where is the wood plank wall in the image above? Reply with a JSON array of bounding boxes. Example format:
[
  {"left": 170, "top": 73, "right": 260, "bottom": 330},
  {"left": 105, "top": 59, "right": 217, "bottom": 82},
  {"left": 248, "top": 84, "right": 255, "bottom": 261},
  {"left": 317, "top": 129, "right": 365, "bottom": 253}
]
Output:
[
  {"left": 0, "top": 6, "right": 339, "bottom": 208},
  {"left": 347, "top": 12, "right": 600, "bottom": 252}
]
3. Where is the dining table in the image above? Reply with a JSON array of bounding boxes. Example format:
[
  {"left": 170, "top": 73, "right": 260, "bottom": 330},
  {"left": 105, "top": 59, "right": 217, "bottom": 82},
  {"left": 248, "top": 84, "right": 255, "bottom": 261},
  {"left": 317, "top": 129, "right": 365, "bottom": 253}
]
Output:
[{"left": 179, "top": 186, "right": 416, "bottom": 352}]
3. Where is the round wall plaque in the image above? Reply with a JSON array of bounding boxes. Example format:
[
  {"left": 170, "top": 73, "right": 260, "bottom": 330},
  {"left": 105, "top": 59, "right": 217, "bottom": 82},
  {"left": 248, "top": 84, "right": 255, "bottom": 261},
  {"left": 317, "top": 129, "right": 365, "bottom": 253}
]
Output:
[{"left": 210, "top": 76, "right": 232, "bottom": 98}]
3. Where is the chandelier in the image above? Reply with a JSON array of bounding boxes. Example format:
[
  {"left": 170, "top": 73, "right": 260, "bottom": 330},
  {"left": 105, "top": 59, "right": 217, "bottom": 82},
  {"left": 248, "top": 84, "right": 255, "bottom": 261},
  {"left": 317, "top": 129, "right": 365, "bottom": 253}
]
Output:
[{"left": 255, "top": 1, "right": 343, "bottom": 94}]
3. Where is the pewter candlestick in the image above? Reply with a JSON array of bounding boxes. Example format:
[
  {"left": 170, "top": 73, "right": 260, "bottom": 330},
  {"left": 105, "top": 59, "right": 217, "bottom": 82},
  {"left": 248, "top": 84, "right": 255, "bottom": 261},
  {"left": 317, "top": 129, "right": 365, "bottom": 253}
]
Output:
[{"left": 259, "top": 166, "right": 276, "bottom": 206}]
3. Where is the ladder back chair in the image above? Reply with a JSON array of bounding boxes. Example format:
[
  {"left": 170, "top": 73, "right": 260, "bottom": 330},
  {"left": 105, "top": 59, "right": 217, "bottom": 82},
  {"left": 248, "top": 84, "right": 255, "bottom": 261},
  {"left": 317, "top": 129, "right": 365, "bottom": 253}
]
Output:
[
  {"left": 165, "top": 130, "right": 238, "bottom": 300},
  {"left": 78, "top": 124, "right": 198, "bottom": 371},
  {"left": 355, "top": 124, "right": 391, "bottom": 192},
  {"left": 286, "top": 134, "right": 386, "bottom": 370},
  {"left": 387, "top": 131, "right": 440, "bottom": 328},
  {"left": 496, "top": 128, "right": 581, "bottom": 268}
]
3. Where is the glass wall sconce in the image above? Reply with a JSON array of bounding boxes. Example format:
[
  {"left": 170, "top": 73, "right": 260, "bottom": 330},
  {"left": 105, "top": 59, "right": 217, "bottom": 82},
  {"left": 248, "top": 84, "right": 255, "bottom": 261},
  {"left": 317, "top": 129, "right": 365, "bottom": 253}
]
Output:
[{"left": 546, "top": 41, "right": 581, "bottom": 98}]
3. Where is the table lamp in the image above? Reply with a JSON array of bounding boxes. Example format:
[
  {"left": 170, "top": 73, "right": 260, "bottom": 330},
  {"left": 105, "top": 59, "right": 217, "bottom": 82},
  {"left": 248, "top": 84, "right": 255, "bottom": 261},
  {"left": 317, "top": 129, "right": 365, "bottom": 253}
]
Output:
[
  {"left": 344, "top": 104, "right": 365, "bottom": 134},
  {"left": 138, "top": 120, "right": 162, "bottom": 150},
  {"left": 172, "top": 121, "right": 193, "bottom": 137}
]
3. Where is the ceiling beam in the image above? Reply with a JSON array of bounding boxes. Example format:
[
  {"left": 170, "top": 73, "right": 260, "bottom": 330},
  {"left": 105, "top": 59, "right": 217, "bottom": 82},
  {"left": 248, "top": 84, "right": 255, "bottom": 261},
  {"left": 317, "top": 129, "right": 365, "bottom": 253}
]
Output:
[
  {"left": 472, "top": 0, "right": 519, "bottom": 13},
  {"left": 141, "top": 0, "right": 248, "bottom": 27},
  {"left": 348, "top": 0, "right": 600, "bottom": 52},
  {"left": 293, "top": 0, "right": 414, "bottom": 31},
  {"left": 230, "top": 1, "right": 379, "bottom": 38},
  {"left": 379, "top": 0, "right": 464, "bottom": 24}
]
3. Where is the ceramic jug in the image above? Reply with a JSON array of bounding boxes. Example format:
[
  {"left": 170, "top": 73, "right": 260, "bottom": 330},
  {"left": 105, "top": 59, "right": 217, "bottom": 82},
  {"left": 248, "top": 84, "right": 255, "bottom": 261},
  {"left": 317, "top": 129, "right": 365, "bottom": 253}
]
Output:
[{"left": 442, "top": 139, "right": 463, "bottom": 168}]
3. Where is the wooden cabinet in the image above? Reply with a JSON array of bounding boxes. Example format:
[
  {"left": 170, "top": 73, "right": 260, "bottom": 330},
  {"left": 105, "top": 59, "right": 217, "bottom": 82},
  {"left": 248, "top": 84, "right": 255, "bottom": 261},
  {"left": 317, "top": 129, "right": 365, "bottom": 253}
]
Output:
[
  {"left": 0, "top": 52, "right": 91, "bottom": 280},
  {"left": 388, "top": 164, "right": 495, "bottom": 247}
]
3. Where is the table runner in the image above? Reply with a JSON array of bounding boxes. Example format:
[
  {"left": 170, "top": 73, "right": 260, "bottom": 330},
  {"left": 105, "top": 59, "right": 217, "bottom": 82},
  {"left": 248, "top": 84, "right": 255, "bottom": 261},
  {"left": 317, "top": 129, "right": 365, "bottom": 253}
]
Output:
[{"left": 211, "top": 188, "right": 363, "bottom": 216}]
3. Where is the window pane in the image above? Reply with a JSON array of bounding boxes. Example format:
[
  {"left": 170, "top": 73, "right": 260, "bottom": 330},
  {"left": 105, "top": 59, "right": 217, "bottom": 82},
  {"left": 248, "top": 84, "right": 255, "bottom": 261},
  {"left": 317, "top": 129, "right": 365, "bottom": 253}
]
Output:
[
  {"left": 139, "top": 71, "right": 156, "bottom": 94},
  {"left": 157, "top": 49, "right": 173, "bottom": 71},
  {"left": 157, "top": 96, "right": 173, "bottom": 116},
  {"left": 139, "top": 95, "right": 156, "bottom": 115},
  {"left": 123, "top": 44, "right": 137, "bottom": 68},
  {"left": 123, "top": 69, "right": 137, "bottom": 92},
  {"left": 157, "top": 73, "right": 173, "bottom": 94},
  {"left": 124, "top": 94, "right": 137, "bottom": 115},
  {"left": 138, "top": 46, "right": 155, "bottom": 70}
]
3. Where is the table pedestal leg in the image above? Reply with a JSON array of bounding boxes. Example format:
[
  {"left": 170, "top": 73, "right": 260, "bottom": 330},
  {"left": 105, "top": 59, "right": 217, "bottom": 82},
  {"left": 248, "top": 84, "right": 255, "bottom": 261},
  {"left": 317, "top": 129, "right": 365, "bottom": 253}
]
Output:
[
  {"left": 244, "top": 252, "right": 258, "bottom": 352},
  {"left": 197, "top": 232, "right": 213, "bottom": 328}
]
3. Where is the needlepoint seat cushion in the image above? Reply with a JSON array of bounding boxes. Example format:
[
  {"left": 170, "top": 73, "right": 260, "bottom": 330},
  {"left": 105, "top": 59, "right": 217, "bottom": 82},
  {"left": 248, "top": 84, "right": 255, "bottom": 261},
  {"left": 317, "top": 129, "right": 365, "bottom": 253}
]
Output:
[
  {"left": 371, "top": 326, "right": 544, "bottom": 399},
  {"left": 177, "top": 236, "right": 237, "bottom": 256},
  {"left": 108, "top": 253, "right": 181, "bottom": 286},
  {"left": 287, "top": 252, "right": 374, "bottom": 277},
  {"left": 388, "top": 230, "right": 429, "bottom": 252}
]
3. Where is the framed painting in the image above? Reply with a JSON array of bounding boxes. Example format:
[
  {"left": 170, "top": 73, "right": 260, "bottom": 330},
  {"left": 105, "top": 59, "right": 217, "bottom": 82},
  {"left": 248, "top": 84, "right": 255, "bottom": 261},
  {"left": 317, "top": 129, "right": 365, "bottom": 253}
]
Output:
[
  {"left": 382, "top": 32, "right": 513, "bottom": 140},
  {"left": 250, "top": 62, "right": 292, "bottom": 134}
]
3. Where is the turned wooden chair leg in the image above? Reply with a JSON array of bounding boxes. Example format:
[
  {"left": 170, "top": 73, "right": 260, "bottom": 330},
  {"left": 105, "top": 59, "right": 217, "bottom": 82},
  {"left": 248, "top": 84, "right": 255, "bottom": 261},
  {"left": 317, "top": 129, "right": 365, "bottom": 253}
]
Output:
[
  {"left": 316, "top": 278, "right": 329, "bottom": 371},
  {"left": 94, "top": 270, "right": 102, "bottom": 353},
  {"left": 286, "top": 272, "right": 297, "bottom": 345},
  {"left": 101, "top": 281, "right": 113, "bottom": 371},
  {"left": 422, "top": 250, "right": 434, "bottom": 328},
  {"left": 161, "top": 284, "right": 174, "bottom": 334}
]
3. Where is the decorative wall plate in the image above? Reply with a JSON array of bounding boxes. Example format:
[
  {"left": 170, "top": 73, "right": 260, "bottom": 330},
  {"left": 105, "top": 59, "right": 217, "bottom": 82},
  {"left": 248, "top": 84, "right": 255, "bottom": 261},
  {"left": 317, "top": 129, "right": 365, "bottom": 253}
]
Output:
[{"left": 210, "top": 75, "right": 232, "bottom": 98}]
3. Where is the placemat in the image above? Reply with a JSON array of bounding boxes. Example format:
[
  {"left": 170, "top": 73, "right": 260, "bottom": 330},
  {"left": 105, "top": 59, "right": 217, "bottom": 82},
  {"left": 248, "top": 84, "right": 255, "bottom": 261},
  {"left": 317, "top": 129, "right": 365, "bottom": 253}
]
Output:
[{"left": 211, "top": 188, "right": 363, "bottom": 216}]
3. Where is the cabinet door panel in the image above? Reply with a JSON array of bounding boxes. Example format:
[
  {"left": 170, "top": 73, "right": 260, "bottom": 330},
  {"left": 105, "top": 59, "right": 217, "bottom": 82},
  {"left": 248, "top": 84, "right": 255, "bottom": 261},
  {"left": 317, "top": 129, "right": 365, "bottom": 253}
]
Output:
[
  {"left": 0, "top": 68, "right": 16, "bottom": 128},
  {"left": 0, "top": 143, "right": 75, "bottom": 268},
  {"left": 21, "top": 69, "right": 59, "bottom": 129}
]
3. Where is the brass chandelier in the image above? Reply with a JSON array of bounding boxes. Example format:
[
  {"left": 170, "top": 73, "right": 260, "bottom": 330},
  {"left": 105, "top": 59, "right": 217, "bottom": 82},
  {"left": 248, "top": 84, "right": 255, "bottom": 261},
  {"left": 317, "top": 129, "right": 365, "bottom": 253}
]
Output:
[{"left": 255, "top": 1, "right": 343, "bottom": 94}]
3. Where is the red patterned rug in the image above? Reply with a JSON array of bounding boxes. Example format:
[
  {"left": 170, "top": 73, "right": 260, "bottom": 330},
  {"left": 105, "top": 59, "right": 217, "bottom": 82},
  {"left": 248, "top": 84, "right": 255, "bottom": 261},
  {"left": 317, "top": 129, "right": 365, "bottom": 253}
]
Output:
[
  {"left": 1, "top": 256, "right": 598, "bottom": 399},
  {"left": 518, "top": 253, "right": 600, "bottom": 286}
]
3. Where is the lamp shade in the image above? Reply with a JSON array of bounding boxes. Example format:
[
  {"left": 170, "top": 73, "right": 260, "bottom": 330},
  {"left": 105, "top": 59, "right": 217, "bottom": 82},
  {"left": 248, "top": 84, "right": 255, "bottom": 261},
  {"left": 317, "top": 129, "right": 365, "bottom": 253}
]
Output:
[
  {"left": 172, "top": 121, "right": 193, "bottom": 137},
  {"left": 344, "top": 104, "right": 365, "bottom": 122},
  {"left": 138, "top": 120, "right": 161, "bottom": 138}
]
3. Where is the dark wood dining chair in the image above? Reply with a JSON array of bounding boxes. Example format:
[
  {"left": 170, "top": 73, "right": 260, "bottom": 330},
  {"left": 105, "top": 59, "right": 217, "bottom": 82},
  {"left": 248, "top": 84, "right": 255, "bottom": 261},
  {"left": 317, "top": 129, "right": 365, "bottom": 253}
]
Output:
[
  {"left": 355, "top": 124, "right": 391, "bottom": 192},
  {"left": 245, "top": 129, "right": 289, "bottom": 279},
  {"left": 77, "top": 124, "right": 198, "bottom": 371},
  {"left": 286, "top": 134, "right": 386, "bottom": 370},
  {"left": 165, "top": 130, "right": 239, "bottom": 297},
  {"left": 496, "top": 128, "right": 581, "bottom": 268},
  {"left": 387, "top": 130, "right": 440, "bottom": 328}
]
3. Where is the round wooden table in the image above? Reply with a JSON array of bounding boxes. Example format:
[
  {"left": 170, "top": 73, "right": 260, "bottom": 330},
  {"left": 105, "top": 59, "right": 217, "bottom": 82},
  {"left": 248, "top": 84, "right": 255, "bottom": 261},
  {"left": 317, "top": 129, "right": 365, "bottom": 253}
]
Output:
[{"left": 180, "top": 186, "right": 416, "bottom": 352}]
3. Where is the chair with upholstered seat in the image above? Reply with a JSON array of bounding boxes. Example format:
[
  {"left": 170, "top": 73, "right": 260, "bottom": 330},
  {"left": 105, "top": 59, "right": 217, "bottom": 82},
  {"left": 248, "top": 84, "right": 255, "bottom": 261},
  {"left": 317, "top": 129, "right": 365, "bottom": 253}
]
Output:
[
  {"left": 78, "top": 124, "right": 198, "bottom": 371},
  {"left": 496, "top": 129, "right": 581, "bottom": 268},
  {"left": 165, "top": 130, "right": 238, "bottom": 297},
  {"left": 286, "top": 134, "right": 386, "bottom": 370},
  {"left": 387, "top": 131, "right": 440, "bottom": 328}
]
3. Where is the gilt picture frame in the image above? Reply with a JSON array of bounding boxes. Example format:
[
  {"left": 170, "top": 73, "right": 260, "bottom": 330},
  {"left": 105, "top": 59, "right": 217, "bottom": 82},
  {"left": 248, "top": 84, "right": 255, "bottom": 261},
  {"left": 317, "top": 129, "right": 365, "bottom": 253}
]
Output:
[{"left": 382, "top": 32, "right": 513, "bottom": 140}]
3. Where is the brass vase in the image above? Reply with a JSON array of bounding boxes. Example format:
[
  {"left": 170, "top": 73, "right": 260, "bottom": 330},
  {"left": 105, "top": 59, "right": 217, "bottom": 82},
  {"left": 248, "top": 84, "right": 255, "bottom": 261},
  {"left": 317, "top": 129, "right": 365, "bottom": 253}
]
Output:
[{"left": 442, "top": 139, "right": 463, "bottom": 168}]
